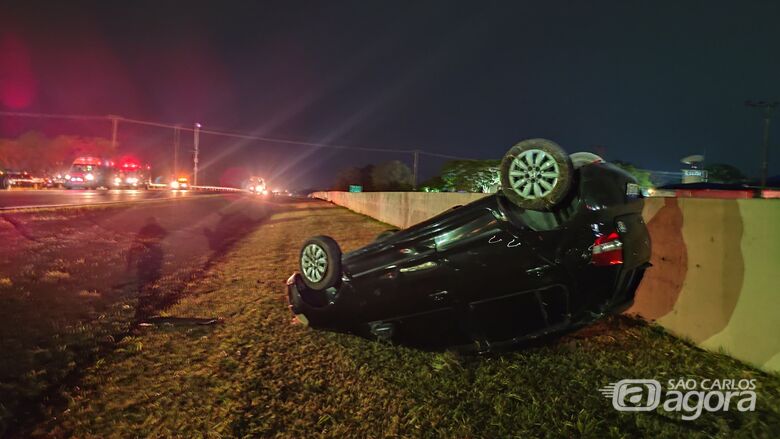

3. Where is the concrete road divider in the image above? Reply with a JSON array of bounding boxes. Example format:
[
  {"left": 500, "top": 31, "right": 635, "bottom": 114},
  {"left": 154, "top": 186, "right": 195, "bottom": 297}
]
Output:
[
  {"left": 312, "top": 191, "right": 780, "bottom": 373},
  {"left": 313, "top": 191, "right": 489, "bottom": 229}
]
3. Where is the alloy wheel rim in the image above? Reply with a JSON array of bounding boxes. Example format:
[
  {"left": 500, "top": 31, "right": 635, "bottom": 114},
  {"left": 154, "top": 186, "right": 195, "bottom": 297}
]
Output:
[
  {"left": 507, "top": 148, "right": 560, "bottom": 199},
  {"left": 301, "top": 243, "right": 327, "bottom": 282}
]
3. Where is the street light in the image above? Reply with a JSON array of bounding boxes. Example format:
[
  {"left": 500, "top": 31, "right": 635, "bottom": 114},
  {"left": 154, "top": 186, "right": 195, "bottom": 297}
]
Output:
[{"left": 745, "top": 100, "right": 778, "bottom": 188}]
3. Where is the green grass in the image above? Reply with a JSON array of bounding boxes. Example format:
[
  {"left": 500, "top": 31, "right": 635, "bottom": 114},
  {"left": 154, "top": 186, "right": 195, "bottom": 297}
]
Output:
[
  {"left": 39, "top": 202, "right": 780, "bottom": 438},
  {"left": 0, "top": 196, "right": 272, "bottom": 436}
]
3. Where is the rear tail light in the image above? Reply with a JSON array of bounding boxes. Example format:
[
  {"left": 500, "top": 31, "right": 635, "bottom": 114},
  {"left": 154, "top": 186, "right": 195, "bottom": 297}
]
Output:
[{"left": 591, "top": 231, "right": 623, "bottom": 266}]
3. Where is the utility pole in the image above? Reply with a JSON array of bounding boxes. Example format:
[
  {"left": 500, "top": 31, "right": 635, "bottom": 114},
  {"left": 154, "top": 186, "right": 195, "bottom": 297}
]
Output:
[
  {"left": 412, "top": 150, "right": 419, "bottom": 190},
  {"left": 745, "top": 100, "right": 778, "bottom": 188},
  {"left": 193, "top": 123, "right": 201, "bottom": 186},
  {"left": 173, "top": 125, "right": 180, "bottom": 178},
  {"left": 108, "top": 115, "right": 119, "bottom": 152}
]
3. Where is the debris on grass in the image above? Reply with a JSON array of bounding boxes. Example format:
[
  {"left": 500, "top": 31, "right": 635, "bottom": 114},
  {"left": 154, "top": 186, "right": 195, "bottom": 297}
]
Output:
[
  {"left": 76, "top": 289, "right": 101, "bottom": 298},
  {"left": 42, "top": 270, "right": 71, "bottom": 282},
  {"left": 140, "top": 316, "right": 223, "bottom": 326}
]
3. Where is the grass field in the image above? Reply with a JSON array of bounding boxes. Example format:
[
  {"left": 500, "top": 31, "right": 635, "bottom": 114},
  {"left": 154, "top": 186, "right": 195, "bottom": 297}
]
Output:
[
  {"left": 0, "top": 196, "right": 271, "bottom": 436},
  {"left": 27, "top": 201, "right": 780, "bottom": 437}
]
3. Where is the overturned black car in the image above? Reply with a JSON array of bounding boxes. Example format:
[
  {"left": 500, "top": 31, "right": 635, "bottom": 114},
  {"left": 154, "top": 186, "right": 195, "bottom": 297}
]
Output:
[{"left": 287, "top": 139, "right": 651, "bottom": 352}]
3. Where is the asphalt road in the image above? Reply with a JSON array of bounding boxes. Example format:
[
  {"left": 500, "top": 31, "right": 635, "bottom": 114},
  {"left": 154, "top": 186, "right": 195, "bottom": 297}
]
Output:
[{"left": 0, "top": 188, "right": 204, "bottom": 209}]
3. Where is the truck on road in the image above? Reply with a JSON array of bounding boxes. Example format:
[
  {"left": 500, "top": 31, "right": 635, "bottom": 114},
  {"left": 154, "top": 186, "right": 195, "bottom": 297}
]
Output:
[{"left": 64, "top": 157, "right": 112, "bottom": 190}]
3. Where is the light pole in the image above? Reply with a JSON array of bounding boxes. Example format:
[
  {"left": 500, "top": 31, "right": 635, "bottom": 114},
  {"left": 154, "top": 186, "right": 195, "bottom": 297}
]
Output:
[
  {"left": 412, "top": 150, "right": 419, "bottom": 190},
  {"left": 173, "top": 125, "right": 180, "bottom": 178},
  {"left": 193, "top": 123, "right": 201, "bottom": 186},
  {"left": 108, "top": 114, "right": 120, "bottom": 151},
  {"left": 745, "top": 100, "right": 778, "bottom": 188}
]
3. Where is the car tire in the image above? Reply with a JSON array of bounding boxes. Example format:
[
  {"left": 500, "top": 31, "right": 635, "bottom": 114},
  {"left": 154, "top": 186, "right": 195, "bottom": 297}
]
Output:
[
  {"left": 500, "top": 138, "right": 573, "bottom": 211},
  {"left": 375, "top": 229, "right": 399, "bottom": 242},
  {"left": 300, "top": 236, "right": 342, "bottom": 291}
]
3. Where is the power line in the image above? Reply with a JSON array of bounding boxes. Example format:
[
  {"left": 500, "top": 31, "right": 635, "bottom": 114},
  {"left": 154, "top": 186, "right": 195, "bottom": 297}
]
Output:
[
  {"left": 114, "top": 115, "right": 413, "bottom": 153},
  {"left": 198, "top": 127, "right": 414, "bottom": 154},
  {"left": 0, "top": 111, "right": 106, "bottom": 122},
  {"left": 418, "top": 150, "right": 475, "bottom": 160},
  {"left": 0, "top": 111, "right": 468, "bottom": 156},
  {"left": 1, "top": 110, "right": 483, "bottom": 186}
]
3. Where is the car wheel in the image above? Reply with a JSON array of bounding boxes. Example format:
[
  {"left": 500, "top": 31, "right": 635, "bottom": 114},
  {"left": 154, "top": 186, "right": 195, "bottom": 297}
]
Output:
[
  {"left": 300, "top": 236, "right": 342, "bottom": 290},
  {"left": 500, "top": 138, "right": 573, "bottom": 211},
  {"left": 375, "top": 229, "right": 399, "bottom": 242}
]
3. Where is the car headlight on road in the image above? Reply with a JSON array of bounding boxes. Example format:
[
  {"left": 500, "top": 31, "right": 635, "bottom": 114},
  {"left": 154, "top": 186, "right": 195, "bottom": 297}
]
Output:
[
  {"left": 114, "top": 177, "right": 122, "bottom": 185},
  {"left": 85, "top": 173, "right": 95, "bottom": 181},
  {"left": 126, "top": 177, "right": 138, "bottom": 184},
  {"left": 170, "top": 181, "right": 179, "bottom": 189},
  {"left": 64, "top": 174, "right": 70, "bottom": 180}
]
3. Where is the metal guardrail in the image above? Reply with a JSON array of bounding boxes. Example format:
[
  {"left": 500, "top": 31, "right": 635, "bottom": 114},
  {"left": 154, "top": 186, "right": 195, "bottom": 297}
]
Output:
[
  {"left": 147, "top": 183, "right": 244, "bottom": 192},
  {"left": 3, "top": 183, "right": 247, "bottom": 193},
  {"left": 191, "top": 185, "right": 244, "bottom": 192}
]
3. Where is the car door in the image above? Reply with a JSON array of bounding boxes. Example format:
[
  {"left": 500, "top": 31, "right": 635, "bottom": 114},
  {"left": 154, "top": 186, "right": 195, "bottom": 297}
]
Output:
[{"left": 437, "top": 202, "right": 571, "bottom": 342}]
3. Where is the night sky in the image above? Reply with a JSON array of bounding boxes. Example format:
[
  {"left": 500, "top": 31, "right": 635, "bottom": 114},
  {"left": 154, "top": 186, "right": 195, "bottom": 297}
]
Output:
[{"left": 2, "top": 0, "right": 779, "bottom": 188}]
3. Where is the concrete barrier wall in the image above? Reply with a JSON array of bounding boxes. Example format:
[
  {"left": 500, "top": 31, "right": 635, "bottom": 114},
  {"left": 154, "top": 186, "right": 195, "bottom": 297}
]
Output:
[
  {"left": 313, "top": 191, "right": 490, "bottom": 229},
  {"left": 312, "top": 191, "right": 780, "bottom": 372}
]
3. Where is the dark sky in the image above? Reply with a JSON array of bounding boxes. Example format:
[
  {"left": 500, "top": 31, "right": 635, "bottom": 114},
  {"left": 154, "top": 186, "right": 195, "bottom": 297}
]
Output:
[{"left": 2, "top": 0, "right": 779, "bottom": 187}]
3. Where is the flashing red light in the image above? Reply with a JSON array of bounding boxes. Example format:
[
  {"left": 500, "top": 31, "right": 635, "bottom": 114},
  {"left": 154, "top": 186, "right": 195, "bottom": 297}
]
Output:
[
  {"left": 591, "top": 231, "right": 623, "bottom": 266},
  {"left": 73, "top": 156, "right": 103, "bottom": 166},
  {"left": 115, "top": 155, "right": 141, "bottom": 170}
]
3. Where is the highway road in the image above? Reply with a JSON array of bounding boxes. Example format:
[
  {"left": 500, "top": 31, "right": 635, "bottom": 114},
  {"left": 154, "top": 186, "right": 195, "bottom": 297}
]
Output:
[{"left": 0, "top": 189, "right": 207, "bottom": 209}]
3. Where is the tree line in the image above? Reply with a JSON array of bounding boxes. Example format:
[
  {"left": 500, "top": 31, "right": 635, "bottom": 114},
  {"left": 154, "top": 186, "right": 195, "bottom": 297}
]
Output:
[
  {"left": 333, "top": 158, "right": 749, "bottom": 192},
  {"left": 332, "top": 160, "right": 415, "bottom": 191},
  {"left": 332, "top": 159, "right": 502, "bottom": 192},
  {"left": 0, "top": 131, "right": 115, "bottom": 174}
]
